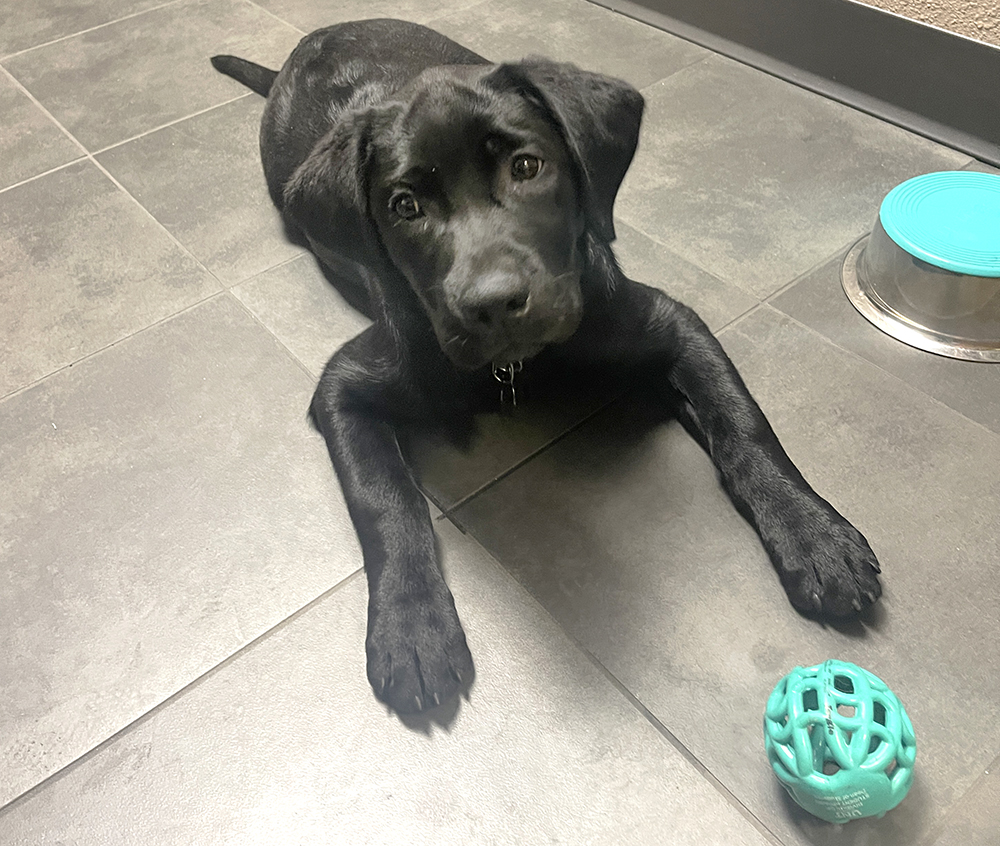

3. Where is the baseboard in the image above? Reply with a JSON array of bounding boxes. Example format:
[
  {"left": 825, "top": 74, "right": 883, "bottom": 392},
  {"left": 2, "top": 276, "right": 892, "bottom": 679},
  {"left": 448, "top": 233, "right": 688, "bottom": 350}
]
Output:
[{"left": 591, "top": 0, "right": 1000, "bottom": 167}]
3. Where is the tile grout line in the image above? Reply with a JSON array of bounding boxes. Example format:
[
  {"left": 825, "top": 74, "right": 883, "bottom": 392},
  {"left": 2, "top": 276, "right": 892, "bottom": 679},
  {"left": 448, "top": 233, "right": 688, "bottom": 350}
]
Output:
[
  {"left": 0, "top": 155, "right": 88, "bottom": 197},
  {"left": 239, "top": 0, "right": 307, "bottom": 36},
  {"left": 701, "top": 232, "right": 868, "bottom": 337},
  {"left": 761, "top": 234, "right": 866, "bottom": 307},
  {"left": 437, "top": 394, "right": 626, "bottom": 520},
  {"left": 0, "top": 567, "right": 366, "bottom": 819},
  {"left": 0, "top": 66, "right": 321, "bottom": 408},
  {"left": 611, "top": 214, "right": 755, "bottom": 299},
  {"left": 0, "top": 87, "right": 253, "bottom": 198},
  {"left": 580, "top": 651, "right": 787, "bottom": 846},
  {"left": 637, "top": 51, "right": 712, "bottom": 95},
  {"left": 0, "top": 67, "right": 251, "bottom": 380},
  {"left": 0, "top": 0, "right": 188, "bottom": 62},
  {"left": 88, "top": 138, "right": 226, "bottom": 284},
  {"left": 0, "top": 250, "right": 316, "bottom": 404},
  {"left": 712, "top": 301, "right": 764, "bottom": 336},
  {"left": 711, "top": 228, "right": 982, "bottom": 347},
  {"left": 447, "top": 525, "right": 786, "bottom": 846},
  {"left": 0, "top": 291, "right": 227, "bottom": 404},
  {"left": 0, "top": 63, "right": 91, "bottom": 165},
  {"left": 91, "top": 92, "right": 254, "bottom": 155},
  {"left": 224, "top": 286, "right": 324, "bottom": 385},
  {"left": 767, "top": 305, "right": 1000, "bottom": 442}
]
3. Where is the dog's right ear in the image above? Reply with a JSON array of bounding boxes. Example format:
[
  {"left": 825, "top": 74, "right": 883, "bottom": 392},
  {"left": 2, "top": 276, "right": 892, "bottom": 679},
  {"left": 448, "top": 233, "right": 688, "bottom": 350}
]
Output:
[{"left": 282, "top": 108, "right": 385, "bottom": 266}]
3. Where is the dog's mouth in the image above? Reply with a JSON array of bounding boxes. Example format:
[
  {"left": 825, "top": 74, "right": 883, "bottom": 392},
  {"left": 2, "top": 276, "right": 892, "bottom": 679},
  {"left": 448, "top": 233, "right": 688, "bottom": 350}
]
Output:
[
  {"left": 440, "top": 315, "right": 579, "bottom": 370},
  {"left": 489, "top": 342, "right": 546, "bottom": 370},
  {"left": 441, "top": 334, "right": 545, "bottom": 370}
]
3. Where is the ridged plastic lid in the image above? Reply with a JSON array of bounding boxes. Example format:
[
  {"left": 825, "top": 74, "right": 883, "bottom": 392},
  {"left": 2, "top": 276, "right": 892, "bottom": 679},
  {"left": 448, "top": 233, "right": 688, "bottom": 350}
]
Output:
[{"left": 879, "top": 171, "right": 1000, "bottom": 277}]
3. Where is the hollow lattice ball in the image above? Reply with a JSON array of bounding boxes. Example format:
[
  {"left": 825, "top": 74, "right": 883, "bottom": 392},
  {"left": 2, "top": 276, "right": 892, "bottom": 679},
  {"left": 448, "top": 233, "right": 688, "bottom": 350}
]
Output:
[{"left": 764, "top": 660, "right": 916, "bottom": 823}]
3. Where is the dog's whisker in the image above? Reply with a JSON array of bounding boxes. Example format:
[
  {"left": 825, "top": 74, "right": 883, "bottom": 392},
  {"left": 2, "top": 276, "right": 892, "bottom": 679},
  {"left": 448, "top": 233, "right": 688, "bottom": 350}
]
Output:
[{"left": 442, "top": 334, "right": 468, "bottom": 349}]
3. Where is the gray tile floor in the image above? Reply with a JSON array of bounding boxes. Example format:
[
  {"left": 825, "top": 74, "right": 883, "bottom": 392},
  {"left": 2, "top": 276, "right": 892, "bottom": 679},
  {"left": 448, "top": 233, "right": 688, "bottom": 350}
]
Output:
[{"left": 1, "top": 0, "right": 997, "bottom": 843}]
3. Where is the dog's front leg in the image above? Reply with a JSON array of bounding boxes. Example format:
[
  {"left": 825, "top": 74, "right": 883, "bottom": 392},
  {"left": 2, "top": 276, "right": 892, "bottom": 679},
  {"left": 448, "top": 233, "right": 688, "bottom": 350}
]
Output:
[
  {"left": 310, "top": 342, "right": 473, "bottom": 714},
  {"left": 620, "top": 286, "right": 882, "bottom": 617}
]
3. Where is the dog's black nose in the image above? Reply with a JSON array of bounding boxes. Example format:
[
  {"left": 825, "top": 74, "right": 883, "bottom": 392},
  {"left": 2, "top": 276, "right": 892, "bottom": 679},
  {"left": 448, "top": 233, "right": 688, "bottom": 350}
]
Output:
[{"left": 457, "top": 273, "right": 531, "bottom": 331}]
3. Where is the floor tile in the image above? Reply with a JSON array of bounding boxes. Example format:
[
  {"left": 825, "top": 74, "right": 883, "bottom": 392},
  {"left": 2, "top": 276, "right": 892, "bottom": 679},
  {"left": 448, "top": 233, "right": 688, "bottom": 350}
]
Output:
[
  {"left": 254, "top": 0, "right": 483, "bottom": 34},
  {"left": 0, "top": 160, "right": 219, "bottom": 397},
  {"left": 431, "top": 0, "right": 709, "bottom": 88},
  {"left": 453, "top": 305, "right": 1000, "bottom": 845},
  {"left": 232, "top": 254, "right": 371, "bottom": 378},
  {"left": 0, "top": 0, "right": 171, "bottom": 58},
  {"left": 406, "top": 391, "right": 614, "bottom": 510},
  {"left": 963, "top": 159, "right": 1000, "bottom": 175},
  {"left": 615, "top": 54, "right": 972, "bottom": 299},
  {"left": 98, "top": 96, "right": 303, "bottom": 287},
  {"left": 3, "top": 0, "right": 302, "bottom": 152},
  {"left": 0, "top": 71, "right": 83, "bottom": 190},
  {"left": 614, "top": 219, "right": 758, "bottom": 329},
  {"left": 0, "top": 294, "right": 361, "bottom": 807},
  {"left": 0, "top": 517, "right": 772, "bottom": 846},
  {"left": 928, "top": 756, "right": 1000, "bottom": 846},
  {"left": 771, "top": 250, "right": 1000, "bottom": 436}
]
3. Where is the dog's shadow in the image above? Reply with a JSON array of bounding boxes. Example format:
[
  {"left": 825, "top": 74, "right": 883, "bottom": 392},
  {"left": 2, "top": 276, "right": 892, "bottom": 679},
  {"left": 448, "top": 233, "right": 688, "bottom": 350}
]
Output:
[
  {"left": 409, "top": 385, "right": 886, "bottom": 724},
  {"left": 411, "top": 389, "right": 679, "bottom": 727},
  {"left": 395, "top": 690, "right": 468, "bottom": 734}
]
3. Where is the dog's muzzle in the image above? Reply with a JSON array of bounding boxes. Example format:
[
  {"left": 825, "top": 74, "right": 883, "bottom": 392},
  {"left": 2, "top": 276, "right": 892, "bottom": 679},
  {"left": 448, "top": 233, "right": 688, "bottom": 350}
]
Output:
[
  {"left": 439, "top": 269, "right": 583, "bottom": 369},
  {"left": 452, "top": 269, "right": 532, "bottom": 333}
]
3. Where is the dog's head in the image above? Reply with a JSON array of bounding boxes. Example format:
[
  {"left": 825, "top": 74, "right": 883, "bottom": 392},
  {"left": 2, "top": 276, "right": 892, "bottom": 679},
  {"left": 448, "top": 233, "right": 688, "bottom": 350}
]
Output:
[{"left": 284, "top": 60, "right": 644, "bottom": 370}]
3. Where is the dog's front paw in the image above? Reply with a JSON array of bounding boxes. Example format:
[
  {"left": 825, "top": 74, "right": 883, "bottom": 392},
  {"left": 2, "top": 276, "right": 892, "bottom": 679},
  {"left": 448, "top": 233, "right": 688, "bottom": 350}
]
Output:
[
  {"left": 366, "top": 587, "right": 474, "bottom": 714},
  {"left": 765, "top": 493, "right": 882, "bottom": 618}
]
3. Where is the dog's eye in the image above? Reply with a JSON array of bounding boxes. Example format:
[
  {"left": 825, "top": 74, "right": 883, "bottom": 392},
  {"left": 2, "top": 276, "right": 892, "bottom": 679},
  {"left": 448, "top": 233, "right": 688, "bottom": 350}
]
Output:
[
  {"left": 511, "top": 154, "right": 542, "bottom": 181},
  {"left": 390, "top": 192, "right": 422, "bottom": 220}
]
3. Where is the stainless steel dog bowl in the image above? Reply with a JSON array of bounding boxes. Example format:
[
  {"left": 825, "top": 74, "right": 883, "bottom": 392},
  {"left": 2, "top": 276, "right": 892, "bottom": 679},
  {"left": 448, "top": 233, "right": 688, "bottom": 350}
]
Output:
[{"left": 842, "top": 171, "right": 1000, "bottom": 362}]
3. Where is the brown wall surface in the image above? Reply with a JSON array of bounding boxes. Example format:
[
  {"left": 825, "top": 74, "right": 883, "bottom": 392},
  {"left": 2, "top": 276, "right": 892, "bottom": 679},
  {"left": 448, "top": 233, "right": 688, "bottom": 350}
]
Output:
[{"left": 858, "top": 0, "right": 999, "bottom": 46}]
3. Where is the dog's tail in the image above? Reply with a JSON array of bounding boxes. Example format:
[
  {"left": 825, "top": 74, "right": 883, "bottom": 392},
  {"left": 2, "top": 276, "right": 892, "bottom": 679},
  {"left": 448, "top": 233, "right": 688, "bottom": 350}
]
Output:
[{"left": 210, "top": 54, "right": 278, "bottom": 97}]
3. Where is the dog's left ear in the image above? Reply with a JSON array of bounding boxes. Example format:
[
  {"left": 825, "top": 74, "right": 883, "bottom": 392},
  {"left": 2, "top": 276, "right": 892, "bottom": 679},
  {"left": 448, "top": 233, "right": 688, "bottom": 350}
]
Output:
[
  {"left": 281, "top": 106, "right": 395, "bottom": 270},
  {"left": 485, "top": 60, "right": 644, "bottom": 243}
]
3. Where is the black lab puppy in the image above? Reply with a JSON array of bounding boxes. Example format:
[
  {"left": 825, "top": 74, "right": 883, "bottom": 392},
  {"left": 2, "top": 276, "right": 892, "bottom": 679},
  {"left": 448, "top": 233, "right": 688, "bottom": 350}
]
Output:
[{"left": 212, "top": 19, "right": 881, "bottom": 714}]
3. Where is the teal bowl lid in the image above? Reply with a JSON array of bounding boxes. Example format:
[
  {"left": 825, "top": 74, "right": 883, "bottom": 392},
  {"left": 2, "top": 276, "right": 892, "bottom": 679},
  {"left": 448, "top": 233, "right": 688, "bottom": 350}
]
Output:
[{"left": 879, "top": 171, "right": 1000, "bottom": 277}]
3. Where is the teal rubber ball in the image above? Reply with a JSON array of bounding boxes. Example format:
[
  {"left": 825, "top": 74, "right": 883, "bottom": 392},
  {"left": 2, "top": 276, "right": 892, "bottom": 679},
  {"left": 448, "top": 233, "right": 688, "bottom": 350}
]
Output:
[{"left": 763, "top": 660, "right": 916, "bottom": 823}]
